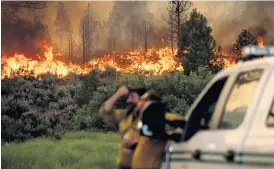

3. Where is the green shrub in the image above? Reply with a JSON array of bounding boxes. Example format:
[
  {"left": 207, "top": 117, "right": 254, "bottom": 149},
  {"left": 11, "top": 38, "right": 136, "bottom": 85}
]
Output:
[
  {"left": 76, "top": 71, "right": 102, "bottom": 106},
  {"left": 1, "top": 66, "right": 214, "bottom": 142},
  {"left": 1, "top": 75, "right": 81, "bottom": 142}
]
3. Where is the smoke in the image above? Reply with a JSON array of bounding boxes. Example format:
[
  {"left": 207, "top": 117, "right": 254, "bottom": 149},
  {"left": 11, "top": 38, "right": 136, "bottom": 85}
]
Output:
[
  {"left": 2, "top": 1, "right": 274, "bottom": 58},
  {"left": 1, "top": 7, "right": 51, "bottom": 58},
  {"left": 244, "top": 2, "right": 273, "bottom": 38},
  {"left": 108, "top": 1, "right": 155, "bottom": 51},
  {"left": 195, "top": 1, "right": 274, "bottom": 49},
  {"left": 1, "top": 2, "right": 113, "bottom": 59},
  {"left": 249, "top": 27, "right": 267, "bottom": 37}
]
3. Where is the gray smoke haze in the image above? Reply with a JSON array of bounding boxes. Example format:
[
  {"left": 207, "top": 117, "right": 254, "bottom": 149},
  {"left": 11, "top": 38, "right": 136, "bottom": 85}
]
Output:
[
  {"left": 1, "top": 7, "right": 51, "bottom": 58},
  {"left": 196, "top": 1, "right": 274, "bottom": 49},
  {"left": 2, "top": 1, "right": 274, "bottom": 57},
  {"left": 18, "top": 1, "right": 113, "bottom": 53},
  {"left": 108, "top": 1, "right": 155, "bottom": 51}
]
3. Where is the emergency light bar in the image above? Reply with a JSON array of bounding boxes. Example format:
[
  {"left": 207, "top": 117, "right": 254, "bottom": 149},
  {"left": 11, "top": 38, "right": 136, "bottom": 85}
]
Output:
[{"left": 242, "top": 46, "right": 274, "bottom": 57}]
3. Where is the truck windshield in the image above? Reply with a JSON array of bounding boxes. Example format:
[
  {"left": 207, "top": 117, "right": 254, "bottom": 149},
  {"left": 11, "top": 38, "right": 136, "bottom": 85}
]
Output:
[
  {"left": 219, "top": 69, "right": 264, "bottom": 129},
  {"left": 182, "top": 76, "right": 228, "bottom": 141}
]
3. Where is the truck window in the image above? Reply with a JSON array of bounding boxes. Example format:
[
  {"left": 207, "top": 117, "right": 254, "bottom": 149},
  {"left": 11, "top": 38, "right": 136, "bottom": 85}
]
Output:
[
  {"left": 219, "top": 69, "right": 264, "bottom": 129},
  {"left": 182, "top": 77, "right": 228, "bottom": 141},
  {"left": 266, "top": 100, "right": 274, "bottom": 127}
]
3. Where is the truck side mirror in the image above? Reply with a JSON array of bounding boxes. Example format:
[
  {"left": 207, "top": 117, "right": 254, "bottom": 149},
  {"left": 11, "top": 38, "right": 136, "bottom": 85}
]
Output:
[{"left": 165, "top": 119, "right": 187, "bottom": 142}]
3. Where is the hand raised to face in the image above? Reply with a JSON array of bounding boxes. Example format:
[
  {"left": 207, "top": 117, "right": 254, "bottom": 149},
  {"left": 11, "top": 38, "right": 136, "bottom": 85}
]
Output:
[{"left": 116, "top": 86, "right": 129, "bottom": 96}]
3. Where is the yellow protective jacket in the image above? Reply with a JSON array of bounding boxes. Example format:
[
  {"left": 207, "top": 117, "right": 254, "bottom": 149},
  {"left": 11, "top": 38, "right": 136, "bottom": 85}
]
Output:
[
  {"left": 99, "top": 104, "right": 140, "bottom": 168},
  {"left": 132, "top": 136, "right": 166, "bottom": 169},
  {"left": 132, "top": 112, "right": 184, "bottom": 169}
]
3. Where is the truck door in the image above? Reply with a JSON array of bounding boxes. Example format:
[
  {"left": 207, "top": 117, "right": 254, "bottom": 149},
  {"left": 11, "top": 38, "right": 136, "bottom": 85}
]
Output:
[
  {"left": 240, "top": 69, "right": 274, "bottom": 169},
  {"left": 166, "top": 67, "right": 267, "bottom": 169}
]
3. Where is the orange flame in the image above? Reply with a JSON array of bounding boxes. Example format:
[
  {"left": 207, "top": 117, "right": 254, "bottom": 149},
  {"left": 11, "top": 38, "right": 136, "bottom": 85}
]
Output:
[
  {"left": 1, "top": 44, "right": 88, "bottom": 79},
  {"left": 1, "top": 43, "right": 184, "bottom": 79},
  {"left": 211, "top": 49, "right": 237, "bottom": 68},
  {"left": 2, "top": 41, "right": 240, "bottom": 79},
  {"left": 181, "top": 48, "right": 237, "bottom": 68},
  {"left": 88, "top": 47, "right": 183, "bottom": 75},
  {"left": 182, "top": 50, "right": 189, "bottom": 54},
  {"left": 257, "top": 36, "right": 264, "bottom": 47}
]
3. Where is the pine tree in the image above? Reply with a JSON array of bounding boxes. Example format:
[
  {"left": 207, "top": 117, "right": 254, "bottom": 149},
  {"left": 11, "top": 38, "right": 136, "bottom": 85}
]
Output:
[
  {"left": 232, "top": 29, "right": 257, "bottom": 58},
  {"left": 181, "top": 9, "right": 216, "bottom": 75},
  {"left": 54, "top": 2, "right": 71, "bottom": 52},
  {"left": 139, "top": 20, "right": 153, "bottom": 52},
  {"left": 162, "top": 1, "right": 192, "bottom": 50},
  {"left": 79, "top": 3, "right": 99, "bottom": 64}
]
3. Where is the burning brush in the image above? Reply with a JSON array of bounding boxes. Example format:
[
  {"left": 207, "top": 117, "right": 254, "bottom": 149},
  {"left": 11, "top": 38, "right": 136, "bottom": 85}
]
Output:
[{"left": 1, "top": 43, "right": 184, "bottom": 79}]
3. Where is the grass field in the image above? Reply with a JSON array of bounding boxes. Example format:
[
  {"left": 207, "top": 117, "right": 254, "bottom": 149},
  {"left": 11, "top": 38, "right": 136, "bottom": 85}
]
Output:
[{"left": 2, "top": 131, "right": 120, "bottom": 169}]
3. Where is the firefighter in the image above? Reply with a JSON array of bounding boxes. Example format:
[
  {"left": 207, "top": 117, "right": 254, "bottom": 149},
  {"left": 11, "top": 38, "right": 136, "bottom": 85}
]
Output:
[
  {"left": 98, "top": 86, "right": 147, "bottom": 169},
  {"left": 132, "top": 90, "right": 185, "bottom": 169},
  {"left": 132, "top": 90, "right": 167, "bottom": 169}
]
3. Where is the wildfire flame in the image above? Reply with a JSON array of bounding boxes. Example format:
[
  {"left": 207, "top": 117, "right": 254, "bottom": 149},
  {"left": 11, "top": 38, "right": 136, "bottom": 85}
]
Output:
[
  {"left": 5, "top": 36, "right": 261, "bottom": 79},
  {"left": 1, "top": 43, "right": 88, "bottom": 79},
  {"left": 1, "top": 42, "right": 184, "bottom": 79},
  {"left": 257, "top": 36, "right": 264, "bottom": 47},
  {"left": 88, "top": 47, "right": 183, "bottom": 76},
  {"left": 182, "top": 50, "right": 189, "bottom": 54},
  {"left": 181, "top": 48, "right": 236, "bottom": 68},
  {"left": 211, "top": 49, "right": 238, "bottom": 68}
]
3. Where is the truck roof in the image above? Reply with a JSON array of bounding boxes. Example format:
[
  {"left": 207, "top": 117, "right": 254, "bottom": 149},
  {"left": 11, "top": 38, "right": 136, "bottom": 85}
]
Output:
[{"left": 214, "top": 57, "right": 274, "bottom": 80}]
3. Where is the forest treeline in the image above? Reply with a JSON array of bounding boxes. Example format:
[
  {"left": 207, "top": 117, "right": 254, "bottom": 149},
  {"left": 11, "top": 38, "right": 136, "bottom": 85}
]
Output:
[{"left": 2, "top": 1, "right": 267, "bottom": 64}]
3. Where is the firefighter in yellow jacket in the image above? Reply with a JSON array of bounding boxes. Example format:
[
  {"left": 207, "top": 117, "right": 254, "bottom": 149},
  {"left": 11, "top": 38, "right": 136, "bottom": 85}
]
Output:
[
  {"left": 98, "top": 86, "right": 147, "bottom": 169},
  {"left": 132, "top": 90, "right": 185, "bottom": 169}
]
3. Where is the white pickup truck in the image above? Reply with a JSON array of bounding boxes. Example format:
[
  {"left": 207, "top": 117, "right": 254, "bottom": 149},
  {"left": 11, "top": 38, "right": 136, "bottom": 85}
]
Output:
[{"left": 162, "top": 46, "right": 274, "bottom": 169}]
